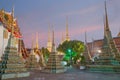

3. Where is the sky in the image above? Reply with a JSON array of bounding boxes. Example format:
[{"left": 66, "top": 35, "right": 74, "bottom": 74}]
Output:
[{"left": 0, "top": 0, "right": 120, "bottom": 48}]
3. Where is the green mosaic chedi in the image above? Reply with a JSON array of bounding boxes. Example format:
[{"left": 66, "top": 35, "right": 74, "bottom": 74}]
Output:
[
  {"left": 25, "top": 38, "right": 40, "bottom": 70},
  {"left": 43, "top": 30, "right": 66, "bottom": 73},
  {"left": 0, "top": 13, "right": 29, "bottom": 79},
  {"left": 25, "top": 50, "right": 40, "bottom": 70},
  {"left": 87, "top": 1, "right": 120, "bottom": 73}
]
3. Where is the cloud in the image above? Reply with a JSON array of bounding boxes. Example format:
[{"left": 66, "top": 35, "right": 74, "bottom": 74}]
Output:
[
  {"left": 70, "top": 26, "right": 101, "bottom": 36},
  {"left": 22, "top": 31, "right": 48, "bottom": 48},
  {"left": 54, "top": 25, "right": 101, "bottom": 40},
  {"left": 61, "top": 3, "right": 102, "bottom": 16},
  {"left": 17, "top": 0, "right": 120, "bottom": 48}
]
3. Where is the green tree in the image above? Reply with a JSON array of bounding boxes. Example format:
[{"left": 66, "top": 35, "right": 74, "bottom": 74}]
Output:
[
  {"left": 57, "top": 40, "right": 85, "bottom": 64},
  {"left": 41, "top": 47, "right": 50, "bottom": 63}
]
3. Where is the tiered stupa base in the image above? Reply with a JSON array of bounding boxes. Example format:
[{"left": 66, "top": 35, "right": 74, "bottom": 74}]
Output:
[
  {"left": 87, "top": 59, "right": 120, "bottom": 73},
  {"left": 0, "top": 44, "right": 30, "bottom": 79},
  {"left": 43, "top": 68, "right": 66, "bottom": 73},
  {"left": 25, "top": 54, "right": 40, "bottom": 71},
  {"left": 42, "top": 51, "right": 66, "bottom": 73},
  {"left": 87, "top": 65, "right": 120, "bottom": 73},
  {"left": 0, "top": 72, "right": 30, "bottom": 80}
]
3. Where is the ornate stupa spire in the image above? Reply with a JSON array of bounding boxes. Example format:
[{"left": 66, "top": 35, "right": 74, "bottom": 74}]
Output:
[
  {"left": 25, "top": 34, "right": 39, "bottom": 70},
  {"left": 48, "top": 26, "right": 51, "bottom": 42},
  {"left": 31, "top": 34, "right": 34, "bottom": 48},
  {"left": 84, "top": 31, "right": 92, "bottom": 61},
  {"left": 43, "top": 29, "right": 66, "bottom": 73},
  {"left": 47, "top": 23, "right": 51, "bottom": 43},
  {"left": 96, "top": 0, "right": 120, "bottom": 65},
  {"left": 34, "top": 32, "right": 41, "bottom": 61},
  {"left": 31, "top": 34, "right": 35, "bottom": 54},
  {"left": 47, "top": 24, "right": 52, "bottom": 52},
  {"left": 100, "top": 1, "right": 116, "bottom": 59},
  {"left": 35, "top": 32, "right": 39, "bottom": 49},
  {"left": 104, "top": 1, "right": 110, "bottom": 32},
  {"left": 10, "top": 6, "right": 15, "bottom": 45},
  {"left": 61, "top": 32, "right": 64, "bottom": 44},
  {"left": 7, "top": 11, "right": 15, "bottom": 48},
  {"left": 65, "top": 16, "right": 70, "bottom": 41},
  {"left": 103, "top": 1, "right": 113, "bottom": 46},
  {"left": 11, "top": 6, "right": 14, "bottom": 34}
]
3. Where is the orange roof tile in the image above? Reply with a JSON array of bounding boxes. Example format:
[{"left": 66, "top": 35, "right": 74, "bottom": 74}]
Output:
[{"left": 0, "top": 9, "right": 21, "bottom": 38}]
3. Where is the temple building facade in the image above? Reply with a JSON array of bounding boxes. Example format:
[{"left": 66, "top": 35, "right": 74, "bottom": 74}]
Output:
[
  {"left": 86, "top": 36, "right": 120, "bottom": 58},
  {"left": 0, "top": 9, "right": 28, "bottom": 60}
]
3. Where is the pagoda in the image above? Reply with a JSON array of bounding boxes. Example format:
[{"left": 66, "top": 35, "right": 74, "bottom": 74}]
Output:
[
  {"left": 60, "top": 17, "right": 70, "bottom": 44},
  {"left": 25, "top": 36, "right": 40, "bottom": 70},
  {"left": 47, "top": 25, "right": 52, "bottom": 52},
  {"left": 43, "top": 30, "right": 66, "bottom": 73},
  {"left": 25, "top": 49, "right": 40, "bottom": 70},
  {"left": 87, "top": 1, "right": 120, "bottom": 73},
  {"left": 34, "top": 33, "right": 46, "bottom": 69},
  {"left": 0, "top": 11, "right": 29, "bottom": 79}
]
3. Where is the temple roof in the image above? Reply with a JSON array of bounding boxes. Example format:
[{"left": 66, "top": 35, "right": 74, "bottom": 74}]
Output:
[
  {"left": 117, "top": 32, "right": 120, "bottom": 37},
  {"left": 87, "top": 37, "right": 120, "bottom": 56},
  {"left": 0, "top": 9, "right": 21, "bottom": 38}
]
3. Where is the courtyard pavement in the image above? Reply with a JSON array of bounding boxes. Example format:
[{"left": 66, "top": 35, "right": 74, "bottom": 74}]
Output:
[{"left": 6, "top": 67, "right": 120, "bottom": 80}]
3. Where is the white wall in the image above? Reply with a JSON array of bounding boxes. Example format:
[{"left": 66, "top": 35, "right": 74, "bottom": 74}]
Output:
[
  {"left": 0, "top": 23, "right": 4, "bottom": 60},
  {"left": 0, "top": 23, "right": 19, "bottom": 60}
]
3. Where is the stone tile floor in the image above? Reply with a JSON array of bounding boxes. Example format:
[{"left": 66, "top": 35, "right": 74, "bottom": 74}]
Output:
[{"left": 5, "top": 67, "right": 120, "bottom": 80}]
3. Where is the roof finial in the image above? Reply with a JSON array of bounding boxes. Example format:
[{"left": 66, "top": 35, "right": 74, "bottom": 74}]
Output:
[{"left": 103, "top": 15, "right": 106, "bottom": 36}]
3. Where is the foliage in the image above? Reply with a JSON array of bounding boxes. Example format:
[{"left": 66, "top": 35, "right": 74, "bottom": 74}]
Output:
[
  {"left": 57, "top": 40, "right": 85, "bottom": 64},
  {"left": 41, "top": 47, "right": 50, "bottom": 62}
]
